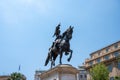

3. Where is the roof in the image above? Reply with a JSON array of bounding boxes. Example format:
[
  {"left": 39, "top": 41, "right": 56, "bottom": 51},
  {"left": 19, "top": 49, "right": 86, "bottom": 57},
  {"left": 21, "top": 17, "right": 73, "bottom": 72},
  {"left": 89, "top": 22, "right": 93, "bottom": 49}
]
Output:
[{"left": 90, "top": 40, "right": 120, "bottom": 56}]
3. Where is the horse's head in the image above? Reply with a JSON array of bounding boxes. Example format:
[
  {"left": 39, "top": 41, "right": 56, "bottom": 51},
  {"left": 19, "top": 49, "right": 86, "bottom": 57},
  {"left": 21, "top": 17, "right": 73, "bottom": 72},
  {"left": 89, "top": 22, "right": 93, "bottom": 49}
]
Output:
[{"left": 66, "top": 26, "right": 74, "bottom": 40}]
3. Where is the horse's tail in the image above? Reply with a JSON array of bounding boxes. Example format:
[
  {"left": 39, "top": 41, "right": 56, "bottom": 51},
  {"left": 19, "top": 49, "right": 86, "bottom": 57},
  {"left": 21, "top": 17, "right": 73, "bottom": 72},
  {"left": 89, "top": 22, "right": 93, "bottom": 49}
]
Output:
[{"left": 44, "top": 53, "right": 50, "bottom": 66}]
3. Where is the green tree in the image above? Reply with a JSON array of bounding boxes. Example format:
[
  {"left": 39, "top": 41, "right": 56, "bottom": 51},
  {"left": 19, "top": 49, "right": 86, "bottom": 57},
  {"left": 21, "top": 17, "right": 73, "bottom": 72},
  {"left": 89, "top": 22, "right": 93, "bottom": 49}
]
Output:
[
  {"left": 8, "top": 72, "right": 26, "bottom": 80},
  {"left": 114, "top": 76, "right": 120, "bottom": 80},
  {"left": 116, "top": 54, "right": 120, "bottom": 63},
  {"left": 90, "top": 63, "right": 109, "bottom": 80}
]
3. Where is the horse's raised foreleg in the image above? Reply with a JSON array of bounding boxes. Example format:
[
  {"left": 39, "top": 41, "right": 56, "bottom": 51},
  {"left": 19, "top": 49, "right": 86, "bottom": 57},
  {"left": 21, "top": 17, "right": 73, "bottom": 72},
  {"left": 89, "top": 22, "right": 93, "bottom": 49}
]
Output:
[
  {"left": 51, "top": 52, "right": 58, "bottom": 68},
  {"left": 67, "top": 49, "right": 73, "bottom": 62}
]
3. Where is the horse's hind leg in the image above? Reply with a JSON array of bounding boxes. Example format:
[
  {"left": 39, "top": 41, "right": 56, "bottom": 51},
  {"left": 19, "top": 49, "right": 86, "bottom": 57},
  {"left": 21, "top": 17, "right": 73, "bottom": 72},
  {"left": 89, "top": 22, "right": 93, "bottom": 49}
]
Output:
[
  {"left": 67, "top": 49, "right": 73, "bottom": 62},
  {"left": 65, "top": 52, "right": 69, "bottom": 55}
]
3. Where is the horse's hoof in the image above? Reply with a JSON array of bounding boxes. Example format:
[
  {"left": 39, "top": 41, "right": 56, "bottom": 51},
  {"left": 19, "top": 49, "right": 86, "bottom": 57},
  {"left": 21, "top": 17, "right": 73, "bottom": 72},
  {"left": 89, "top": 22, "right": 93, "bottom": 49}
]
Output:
[
  {"left": 60, "top": 62, "right": 62, "bottom": 65},
  {"left": 53, "top": 63, "right": 55, "bottom": 66},
  {"left": 67, "top": 58, "right": 70, "bottom": 62}
]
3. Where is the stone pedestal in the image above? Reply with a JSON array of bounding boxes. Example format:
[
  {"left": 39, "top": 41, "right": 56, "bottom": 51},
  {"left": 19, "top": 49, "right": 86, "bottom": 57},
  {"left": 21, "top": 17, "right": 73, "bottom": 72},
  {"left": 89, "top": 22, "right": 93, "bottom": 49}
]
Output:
[{"left": 40, "top": 64, "right": 79, "bottom": 80}]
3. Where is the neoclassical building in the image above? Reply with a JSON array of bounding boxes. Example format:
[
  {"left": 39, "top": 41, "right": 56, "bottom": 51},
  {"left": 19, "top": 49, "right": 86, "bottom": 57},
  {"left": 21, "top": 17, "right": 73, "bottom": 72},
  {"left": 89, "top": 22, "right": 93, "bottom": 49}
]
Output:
[
  {"left": 78, "top": 66, "right": 87, "bottom": 80},
  {"left": 34, "top": 70, "right": 46, "bottom": 80},
  {"left": 85, "top": 41, "right": 120, "bottom": 80}
]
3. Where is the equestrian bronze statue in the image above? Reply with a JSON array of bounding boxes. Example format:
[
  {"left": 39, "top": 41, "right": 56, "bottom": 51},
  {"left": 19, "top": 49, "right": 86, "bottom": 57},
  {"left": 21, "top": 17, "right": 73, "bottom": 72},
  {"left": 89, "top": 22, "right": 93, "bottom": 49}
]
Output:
[{"left": 44, "top": 24, "right": 74, "bottom": 68}]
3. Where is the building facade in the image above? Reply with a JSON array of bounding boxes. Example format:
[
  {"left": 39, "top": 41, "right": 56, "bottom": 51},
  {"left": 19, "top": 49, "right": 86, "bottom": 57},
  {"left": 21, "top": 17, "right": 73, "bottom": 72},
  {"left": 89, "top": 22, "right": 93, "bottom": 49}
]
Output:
[
  {"left": 78, "top": 66, "right": 87, "bottom": 80},
  {"left": 84, "top": 41, "right": 120, "bottom": 80},
  {"left": 34, "top": 70, "right": 46, "bottom": 80}
]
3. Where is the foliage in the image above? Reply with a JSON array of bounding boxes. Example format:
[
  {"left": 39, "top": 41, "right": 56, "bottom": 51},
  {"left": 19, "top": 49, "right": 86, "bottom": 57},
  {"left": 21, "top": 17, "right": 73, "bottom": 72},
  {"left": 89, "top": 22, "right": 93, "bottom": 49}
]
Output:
[
  {"left": 8, "top": 72, "right": 26, "bottom": 80},
  {"left": 90, "top": 63, "right": 109, "bottom": 80},
  {"left": 116, "top": 55, "right": 120, "bottom": 62},
  {"left": 114, "top": 76, "right": 120, "bottom": 80}
]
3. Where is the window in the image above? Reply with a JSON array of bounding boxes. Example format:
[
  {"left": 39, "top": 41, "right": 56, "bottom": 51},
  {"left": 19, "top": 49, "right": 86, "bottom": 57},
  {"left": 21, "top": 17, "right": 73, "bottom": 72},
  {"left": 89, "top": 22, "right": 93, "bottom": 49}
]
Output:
[
  {"left": 104, "top": 55, "right": 109, "bottom": 60},
  {"left": 114, "top": 44, "right": 118, "bottom": 49},
  {"left": 118, "top": 62, "right": 120, "bottom": 70},
  {"left": 89, "top": 61, "right": 93, "bottom": 66},
  {"left": 114, "top": 52, "right": 119, "bottom": 57},
  {"left": 98, "top": 52, "right": 100, "bottom": 56},
  {"left": 91, "top": 55, "right": 94, "bottom": 59},
  {"left": 80, "top": 75, "right": 83, "bottom": 78},
  {"left": 108, "top": 64, "right": 113, "bottom": 72},
  {"left": 84, "top": 74, "right": 87, "bottom": 78},
  {"left": 110, "top": 77, "right": 114, "bottom": 80},
  {"left": 96, "top": 58, "right": 101, "bottom": 63},
  {"left": 106, "top": 48, "right": 109, "bottom": 52}
]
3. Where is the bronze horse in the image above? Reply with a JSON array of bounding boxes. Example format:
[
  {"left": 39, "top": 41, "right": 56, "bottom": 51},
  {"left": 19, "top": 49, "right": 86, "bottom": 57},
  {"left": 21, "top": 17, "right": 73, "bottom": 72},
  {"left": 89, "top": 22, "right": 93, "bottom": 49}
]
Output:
[{"left": 44, "top": 26, "right": 73, "bottom": 68}]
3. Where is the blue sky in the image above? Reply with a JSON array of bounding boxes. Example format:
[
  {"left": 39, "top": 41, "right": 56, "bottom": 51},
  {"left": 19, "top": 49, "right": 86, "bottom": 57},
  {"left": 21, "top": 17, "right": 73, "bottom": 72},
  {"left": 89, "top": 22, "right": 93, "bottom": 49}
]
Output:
[{"left": 0, "top": 0, "right": 120, "bottom": 80}]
